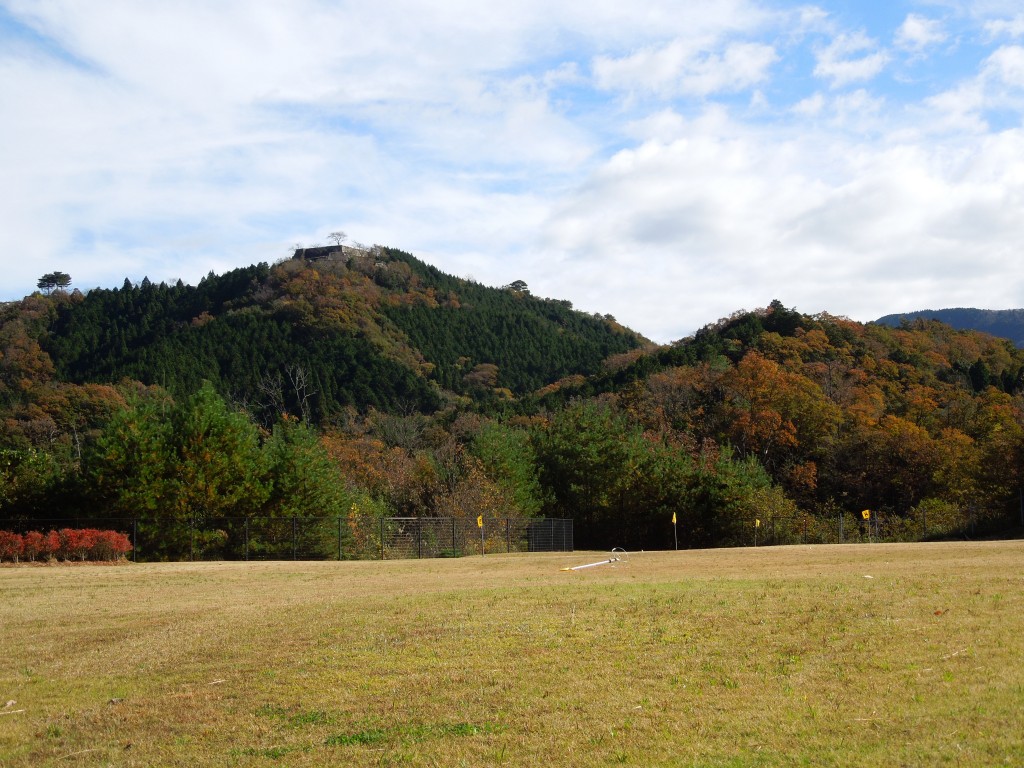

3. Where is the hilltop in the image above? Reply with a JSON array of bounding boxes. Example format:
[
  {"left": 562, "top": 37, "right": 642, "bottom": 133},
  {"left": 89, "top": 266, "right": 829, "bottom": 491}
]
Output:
[
  {"left": 876, "top": 307, "right": 1024, "bottom": 348},
  {"left": 27, "top": 247, "right": 645, "bottom": 423}
]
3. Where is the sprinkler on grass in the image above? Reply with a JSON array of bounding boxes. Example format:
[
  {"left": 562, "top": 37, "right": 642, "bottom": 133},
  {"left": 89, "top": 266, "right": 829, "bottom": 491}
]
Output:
[{"left": 560, "top": 547, "right": 629, "bottom": 571}]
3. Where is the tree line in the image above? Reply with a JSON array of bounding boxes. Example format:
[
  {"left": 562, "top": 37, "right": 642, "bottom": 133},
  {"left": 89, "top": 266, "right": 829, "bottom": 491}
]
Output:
[{"left": 3, "top": 260, "right": 1024, "bottom": 556}]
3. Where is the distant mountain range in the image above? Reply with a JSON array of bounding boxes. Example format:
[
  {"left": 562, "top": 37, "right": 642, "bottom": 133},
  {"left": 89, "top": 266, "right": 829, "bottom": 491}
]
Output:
[{"left": 875, "top": 308, "right": 1024, "bottom": 348}]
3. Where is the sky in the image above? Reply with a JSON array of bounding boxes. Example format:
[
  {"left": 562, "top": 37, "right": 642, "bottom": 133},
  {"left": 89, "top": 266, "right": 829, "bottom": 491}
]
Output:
[{"left": 2, "top": 1, "right": 1024, "bottom": 343}]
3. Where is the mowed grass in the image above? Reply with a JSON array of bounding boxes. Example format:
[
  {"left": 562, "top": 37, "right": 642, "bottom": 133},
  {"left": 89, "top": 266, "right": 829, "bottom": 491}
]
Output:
[{"left": 2, "top": 542, "right": 1023, "bottom": 767}]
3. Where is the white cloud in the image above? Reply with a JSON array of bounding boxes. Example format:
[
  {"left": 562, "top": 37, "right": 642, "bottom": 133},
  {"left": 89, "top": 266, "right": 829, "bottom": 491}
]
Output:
[
  {"left": 829, "top": 89, "right": 886, "bottom": 129},
  {"left": 922, "top": 45, "right": 1024, "bottom": 131},
  {"left": 687, "top": 43, "right": 779, "bottom": 95},
  {"left": 537, "top": 104, "right": 1024, "bottom": 341},
  {"left": 814, "top": 32, "right": 889, "bottom": 88},
  {"left": 3, "top": 1, "right": 1024, "bottom": 344},
  {"left": 594, "top": 40, "right": 777, "bottom": 97},
  {"left": 981, "top": 44, "right": 1024, "bottom": 86},
  {"left": 984, "top": 14, "right": 1024, "bottom": 39},
  {"left": 792, "top": 92, "right": 826, "bottom": 116},
  {"left": 594, "top": 39, "right": 697, "bottom": 95},
  {"left": 895, "top": 14, "right": 947, "bottom": 51}
]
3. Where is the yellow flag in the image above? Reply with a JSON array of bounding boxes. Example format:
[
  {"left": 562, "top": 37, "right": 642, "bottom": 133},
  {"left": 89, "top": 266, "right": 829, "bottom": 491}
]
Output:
[
  {"left": 755, "top": 519, "right": 761, "bottom": 528},
  {"left": 477, "top": 515, "right": 483, "bottom": 528},
  {"left": 862, "top": 509, "right": 870, "bottom": 520},
  {"left": 672, "top": 512, "right": 677, "bottom": 525}
]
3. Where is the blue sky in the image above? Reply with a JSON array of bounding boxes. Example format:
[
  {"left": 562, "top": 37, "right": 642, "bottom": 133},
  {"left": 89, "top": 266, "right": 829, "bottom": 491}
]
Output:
[{"left": 2, "top": 1, "right": 1024, "bottom": 342}]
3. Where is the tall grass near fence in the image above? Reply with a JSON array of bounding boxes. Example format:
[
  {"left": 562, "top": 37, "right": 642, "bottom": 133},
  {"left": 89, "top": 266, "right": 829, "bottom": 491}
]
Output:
[{"left": 2, "top": 542, "right": 1023, "bottom": 767}]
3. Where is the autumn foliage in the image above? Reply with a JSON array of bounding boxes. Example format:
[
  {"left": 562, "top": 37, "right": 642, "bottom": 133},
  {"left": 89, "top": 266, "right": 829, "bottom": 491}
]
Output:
[
  {"left": 4, "top": 252, "right": 1024, "bottom": 557},
  {"left": 0, "top": 528, "right": 132, "bottom": 563}
]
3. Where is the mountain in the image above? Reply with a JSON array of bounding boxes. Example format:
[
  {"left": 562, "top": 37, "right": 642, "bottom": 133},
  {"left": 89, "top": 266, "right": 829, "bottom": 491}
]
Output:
[
  {"left": 875, "top": 308, "right": 1024, "bottom": 348},
  {"left": 30, "top": 246, "right": 646, "bottom": 423},
  {"left": 5, "top": 257, "right": 1024, "bottom": 554}
]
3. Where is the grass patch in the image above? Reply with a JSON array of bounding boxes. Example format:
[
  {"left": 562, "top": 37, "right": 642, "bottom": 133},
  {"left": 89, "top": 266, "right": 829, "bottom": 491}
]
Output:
[
  {"left": 1, "top": 543, "right": 1023, "bottom": 765},
  {"left": 324, "top": 728, "right": 389, "bottom": 747},
  {"left": 235, "top": 745, "right": 308, "bottom": 760},
  {"left": 255, "top": 705, "right": 332, "bottom": 728},
  {"left": 324, "top": 721, "right": 503, "bottom": 746}
]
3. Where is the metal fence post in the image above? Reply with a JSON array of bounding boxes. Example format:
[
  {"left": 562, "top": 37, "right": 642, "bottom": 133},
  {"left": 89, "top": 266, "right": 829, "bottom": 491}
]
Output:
[
  {"left": 506, "top": 519, "right": 511, "bottom": 553},
  {"left": 132, "top": 519, "right": 138, "bottom": 562},
  {"left": 292, "top": 517, "right": 297, "bottom": 560},
  {"left": 380, "top": 517, "right": 385, "bottom": 560},
  {"left": 338, "top": 516, "right": 343, "bottom": 561},
  {"left": 417, "top": 518, "right": 422, "bottom": 559},
  {"left": 451, "top": 517, "right": 457, "bottom": 556},
  {"left": 245, "top": 517, "right": 249, "bottom": 561}
]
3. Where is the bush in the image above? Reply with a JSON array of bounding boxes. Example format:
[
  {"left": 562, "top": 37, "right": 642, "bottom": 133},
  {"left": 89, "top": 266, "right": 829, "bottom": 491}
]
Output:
[
  {"left": 44, "top": 530, "right": 61, "bottom": 559},
  {"left": 61, "top": 528, "right": 97, "bottom": 561},
  {"left": 22, "top": 530, "right": 45, "bottom": 561},
  {"left": 92, "top": 530, "right": 133, "bottom": 561},
  {"left": 0, "top": 531, "right": 24, "bottom": 563},
  {"left": 0, "top": 528, "right": 132, "bottom": 563}
]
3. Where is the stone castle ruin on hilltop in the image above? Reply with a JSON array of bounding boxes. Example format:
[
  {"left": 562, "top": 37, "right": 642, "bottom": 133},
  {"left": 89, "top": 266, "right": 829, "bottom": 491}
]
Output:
[{"left": 292, "top": 244, "right": 372, "bottom": 262}]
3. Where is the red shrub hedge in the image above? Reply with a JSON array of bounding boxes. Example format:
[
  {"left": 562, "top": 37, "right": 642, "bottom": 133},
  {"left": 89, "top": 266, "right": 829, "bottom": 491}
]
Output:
[
  {"left": 91, "top": 529, "right": 133, "bottom": 560},
  {"left": 0, "top": 528, "right": 132, "bottom": 563},
  {"left": 0, "top": 531, "right": 24, "bottom": 563},
  {"left": 22, "top": 530, "right": 46, "bottom": 561},
  {"left": 45, "top": 530, "right": 61, "bottom": 558}
]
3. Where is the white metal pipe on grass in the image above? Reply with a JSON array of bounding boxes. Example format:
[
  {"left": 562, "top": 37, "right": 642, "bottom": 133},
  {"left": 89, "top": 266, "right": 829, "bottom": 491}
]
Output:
[{"left": 561, "top": 548, "right": 628, "bottom": 571}]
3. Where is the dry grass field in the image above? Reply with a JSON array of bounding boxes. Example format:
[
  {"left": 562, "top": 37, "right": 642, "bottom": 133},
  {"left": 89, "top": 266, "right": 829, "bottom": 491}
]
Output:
[{"left": 2, "top": 542, "right": 1023, "bottom": 767}]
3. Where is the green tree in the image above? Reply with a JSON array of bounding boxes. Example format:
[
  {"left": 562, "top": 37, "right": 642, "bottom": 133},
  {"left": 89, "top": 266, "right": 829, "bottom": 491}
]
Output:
[
  {"left": 170, "top": 382, "right": 269, "bottom": 545},
  {"left": 53, "top": 272, "right": 72, "bottom": 291},
  {"left": 533, "top": 400, "right": 638, "bottom": 547},
  {"left": 259, "top": 416, "right": 354, "bottom": 558},
  {"left": 683, "top": 447, "right": 796, "bottom": 547},
  {"left": 0, "top": 447, "right": 64, "bottom": 517},
  {"left": 471, "top": 422, "right": 546, "bottom": 517},
  {"left": 36, "top": 274, "right": 57, "bottom": 294},
  {"left": 89, "top": 393, "right": 173, "bottom": 515},
  {"left": 36, "top": 272, "right": 71, "bottom": 295},
  {"left": 87, "top": 390, "right": 176, "bottom": 554},
  {"left": 620, "top": 440, "right": 693, "bottom": 549},
  {"left": 91, "top": 381, "right": 270, "bottom": 560},
  {"left": 263, "top": 416, "right": 350, "bottom": 518}
]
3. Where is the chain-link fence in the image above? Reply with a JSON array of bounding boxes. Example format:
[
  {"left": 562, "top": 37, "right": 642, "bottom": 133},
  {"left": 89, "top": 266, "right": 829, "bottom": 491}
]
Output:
[
  {"left": 0, "top": 516, "right": 574, "bottom": 561},
  {"left": 738, "top": 505, "right": 1018, "bottom": 547},
  {"left": 5, "top": 504, "right": 1016, "bottom": 560},
  {"left": 349, "top": 516, "right": 574, "bottom": 559}
]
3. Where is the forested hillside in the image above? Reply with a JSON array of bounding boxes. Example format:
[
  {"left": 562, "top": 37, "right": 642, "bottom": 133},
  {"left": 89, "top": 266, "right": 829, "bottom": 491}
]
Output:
[
  {"left": 877, "top": 308, "right": 1024, "bottom": 348},
  {"left": 4, "top": 254, "right": 1024, "bottom": 555},
  {"left": 37, "top": 248, "right": 642, "bottom": 422}
]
